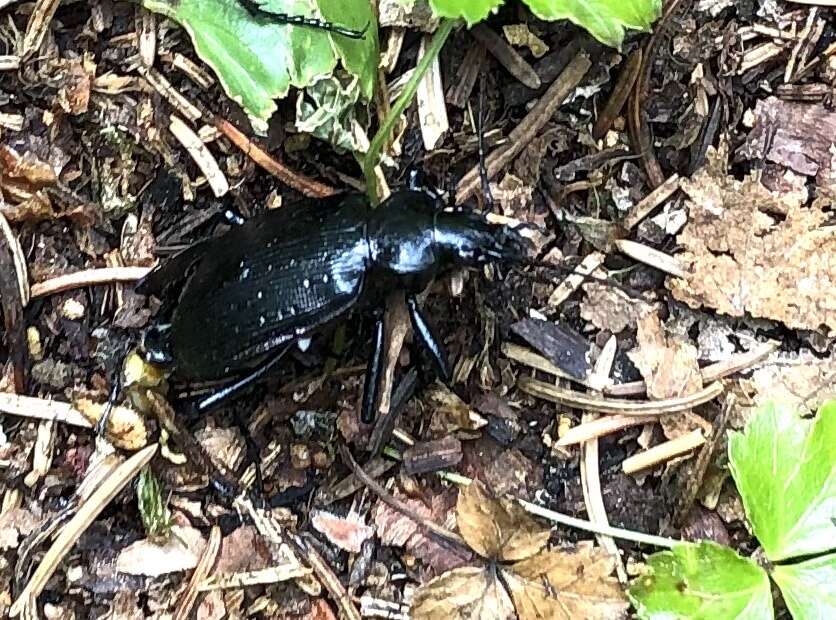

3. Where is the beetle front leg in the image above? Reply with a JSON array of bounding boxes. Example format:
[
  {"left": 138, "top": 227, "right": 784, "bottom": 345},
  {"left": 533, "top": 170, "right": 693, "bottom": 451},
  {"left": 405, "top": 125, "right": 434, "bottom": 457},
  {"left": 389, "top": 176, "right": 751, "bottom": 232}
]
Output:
[
  {"left": 406, "top": 296, "right": 451, "bottom": 383},
  {"left": 361, "top": 314, "right": 386, "bottom": 424}
]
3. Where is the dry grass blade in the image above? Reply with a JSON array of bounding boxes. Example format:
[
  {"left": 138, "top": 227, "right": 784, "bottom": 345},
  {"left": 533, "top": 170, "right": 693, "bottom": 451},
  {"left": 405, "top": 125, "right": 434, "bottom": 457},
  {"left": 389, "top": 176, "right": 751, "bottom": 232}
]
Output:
[
  {"left": 614, "top": 239, "right": 688, "bottom": 278},
  {"left": 174, "top": 526, "right": 222, "bottom": 620},
  {"left": 621, "top": 174, "right": 681, "bottom": 230},
  {"left": 10, "top": 444, "right": 158, "bottom": 616},
  {"left": 417, "top": 34, "right": 449, "bottom": 150},
  {"left": 519, "top": 376, "right": 724, "bottom": 415}
]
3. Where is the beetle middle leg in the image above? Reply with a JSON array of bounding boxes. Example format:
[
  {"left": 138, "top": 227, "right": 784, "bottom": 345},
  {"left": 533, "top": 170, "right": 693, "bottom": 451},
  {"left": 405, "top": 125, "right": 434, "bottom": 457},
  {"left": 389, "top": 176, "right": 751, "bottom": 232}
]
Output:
[{"left": 406, "top": 295, "right": 451, "bottom": 383}]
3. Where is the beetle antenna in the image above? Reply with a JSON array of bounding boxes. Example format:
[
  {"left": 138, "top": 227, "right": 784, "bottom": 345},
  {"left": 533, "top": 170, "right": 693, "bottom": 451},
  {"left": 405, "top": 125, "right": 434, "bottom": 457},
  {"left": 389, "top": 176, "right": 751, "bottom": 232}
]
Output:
[{"left": 520, "top": 258, "right": 644, "bottom": 300}]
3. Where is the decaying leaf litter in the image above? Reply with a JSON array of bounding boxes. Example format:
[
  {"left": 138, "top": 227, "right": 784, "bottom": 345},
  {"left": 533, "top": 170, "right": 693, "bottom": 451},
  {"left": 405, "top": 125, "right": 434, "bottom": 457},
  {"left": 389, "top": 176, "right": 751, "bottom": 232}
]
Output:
[{"left": 0, "top": 0, "right": 834, "bottom": 618}]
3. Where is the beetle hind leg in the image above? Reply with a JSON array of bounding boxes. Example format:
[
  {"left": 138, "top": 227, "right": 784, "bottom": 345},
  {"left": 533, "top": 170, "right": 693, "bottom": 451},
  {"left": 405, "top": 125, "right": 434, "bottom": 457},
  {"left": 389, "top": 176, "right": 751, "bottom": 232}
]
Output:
[{"left": 361, "top": 315, "right": 386, "bottom": 424}]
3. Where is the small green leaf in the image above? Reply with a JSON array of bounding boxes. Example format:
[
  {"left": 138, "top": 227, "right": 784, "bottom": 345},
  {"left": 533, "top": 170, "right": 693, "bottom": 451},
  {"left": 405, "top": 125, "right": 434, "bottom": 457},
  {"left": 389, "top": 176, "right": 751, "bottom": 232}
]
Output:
[
  {"left": 772, "top": 553, "right": 836, "bottom": 620},
  {"left": 629, "top": 541, "right": 773, "bottom": 620},
  {"left": 429, "top": 0, "right": 503, "bottom": 26},
  {"left": 137, "top": 466, "right": 173, "bottom": 542},
  {"left": 144, "top": 0, "right": 376, "bottom": 123},
  {"left": 525, "top": 0, "right": 661, "bottom": 47},
  {"left": 728, "top": 401, "right": 836, "bottom": 562}
]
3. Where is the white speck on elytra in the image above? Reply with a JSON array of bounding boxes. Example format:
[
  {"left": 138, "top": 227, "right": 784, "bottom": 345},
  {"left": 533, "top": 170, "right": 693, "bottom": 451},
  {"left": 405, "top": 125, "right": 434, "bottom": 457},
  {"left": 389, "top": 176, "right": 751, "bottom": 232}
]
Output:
[
  {"left": 303, "top": 279, "right": 310, "bottom": 288},
  {"left": 259, "top": 316, "right": 266, "bottom": 326}
]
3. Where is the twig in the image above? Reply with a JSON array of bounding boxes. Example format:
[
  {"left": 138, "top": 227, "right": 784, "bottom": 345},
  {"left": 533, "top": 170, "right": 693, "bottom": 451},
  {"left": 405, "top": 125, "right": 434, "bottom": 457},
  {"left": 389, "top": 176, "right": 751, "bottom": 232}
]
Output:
[
  {"left": 338, "top": 444, "right": 466, "bottom": 549},
  {"left": 29, "top": 267, "right": 151, "bottom": 299},
  {"left": 457, "top": 51, "right": 591, "bottom": 204},
  {"left": 622, "top": 429, "right": 705, "bottom": 475},
  {"left": 21, "top": 0, "right": 60, "bottom": 57},
  {"left": 592, "top": 49, "right": 642, "bottom": 141},
  {"left": 557, "top": 414, "right": 659, "bottom": 446},
  {"left": 213, "top": 117, "right": 338, "bottom": 198},
  {"left": 471, "top": 24, "right": 540, "bottom": 89},
  {"left": 621, "top": 173, "right": 681, "bottom": 230}
]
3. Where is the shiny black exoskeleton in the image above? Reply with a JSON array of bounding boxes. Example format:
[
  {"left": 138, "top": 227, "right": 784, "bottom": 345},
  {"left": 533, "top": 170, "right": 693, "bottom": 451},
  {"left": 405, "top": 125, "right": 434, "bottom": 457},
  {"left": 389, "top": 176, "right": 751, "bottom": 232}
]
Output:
[{"left": 138, "top": 190, "right": 527, "bottom": 423}]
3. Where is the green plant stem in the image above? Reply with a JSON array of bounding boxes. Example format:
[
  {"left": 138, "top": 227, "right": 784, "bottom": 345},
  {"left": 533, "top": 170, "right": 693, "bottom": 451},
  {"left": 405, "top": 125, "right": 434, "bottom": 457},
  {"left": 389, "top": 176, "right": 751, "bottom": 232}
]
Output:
[{"left": 362, "top": 18, "right": 455, "bottom": 204}]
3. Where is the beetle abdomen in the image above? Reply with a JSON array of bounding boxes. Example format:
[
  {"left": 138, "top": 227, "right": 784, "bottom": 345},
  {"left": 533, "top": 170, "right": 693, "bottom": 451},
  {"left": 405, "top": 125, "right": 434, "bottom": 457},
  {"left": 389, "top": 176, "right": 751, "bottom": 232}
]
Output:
[{"left": 170, "top": 195, "right": 371, "bottom": 379}]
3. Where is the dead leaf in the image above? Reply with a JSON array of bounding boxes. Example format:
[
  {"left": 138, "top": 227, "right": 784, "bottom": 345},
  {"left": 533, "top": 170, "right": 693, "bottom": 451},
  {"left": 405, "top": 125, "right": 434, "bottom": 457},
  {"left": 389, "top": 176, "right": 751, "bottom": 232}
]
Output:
[
  {"left": 504, "top": 544, "right": 629, "bottom": 619},
  {"left": 373, "top": 487, "right": 471, "bottom": 574},
  {"left": 310, "top": 509, "right": 374, "bottom": 554},
  {"left": 503, "top": 24, "right": 548, "bottom": 58},
  {"left": 214, "top": 525, "right": 272, "bottom": 574},
  {"left": 627, "top": 312, "right": 702, "bottom": 400},
  {"left": 580, "top": 283, "right": 655, "bottom": 334},
  {"left": 0, "top": 508, "right": 40, "bottom": 550},
  {"left": 411, "top": 566, "right": 516, "bottom": 620},
  {"left": 426, "top": 384, "right": 486, "bottom": 434},
  {"left": 456, "top": 481, "right": 549, "bottom": 562},
  {"left": 669, "top": 145, "right": 836, "bottom": 334}
]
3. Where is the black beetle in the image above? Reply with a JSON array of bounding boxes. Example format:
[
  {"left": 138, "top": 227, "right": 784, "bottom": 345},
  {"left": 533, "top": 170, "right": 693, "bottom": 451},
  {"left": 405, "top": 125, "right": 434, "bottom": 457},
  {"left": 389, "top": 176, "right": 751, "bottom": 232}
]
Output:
[{"left": 138, "top": 189, "right": 527, "bottom": 424}]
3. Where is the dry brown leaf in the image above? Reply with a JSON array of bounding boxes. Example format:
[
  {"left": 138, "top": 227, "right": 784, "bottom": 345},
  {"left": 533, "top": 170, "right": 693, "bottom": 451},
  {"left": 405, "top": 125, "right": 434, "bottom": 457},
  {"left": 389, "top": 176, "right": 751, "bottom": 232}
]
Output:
[
  {"left": 411, "top": 566, "right": 516, "bottom": 620},
  {"left": 504, "top": 545, "right": 629, "bottom": 620},
  {"left": 372, "top": 487, "right": 470, "bottom": 574},
  {"left": 669, "top": 146, "right": 836, "bottom": 334},
  {"left": 426, "top": 384, "right": 486, "bottom": 434},
  {"left": 580, "top": 283, "right": 655, "bottom": 334},
  {"left": 627, "top": 312, "right": 702, "bottom": 400},
  {"left": 456, "top": 481, "right": 549, "bottom": 562}
]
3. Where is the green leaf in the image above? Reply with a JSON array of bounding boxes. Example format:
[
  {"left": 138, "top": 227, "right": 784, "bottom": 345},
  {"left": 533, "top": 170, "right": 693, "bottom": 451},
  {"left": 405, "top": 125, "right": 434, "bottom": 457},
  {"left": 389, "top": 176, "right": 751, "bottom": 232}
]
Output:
[
  {"left": 318, "top": 0, "right": 379, "bottom": 100},
  {"left": 728, "top": 401, "right": 836, "bottom": 562},
  {"left": 772, "top": 553, "right": 836, "bottom": 620},
  {"left": 429, "top": 0, "right": 503, "bottom": 26},
  {"left": 144, "top": 0, "right": 376, "bottom": 123},
  {"left": 525, "top": 0, "right": 661, "bottom": 47},
  {"left": 629, "top": 541, "right": 773, "bottom": 620},
  {"left": 428, "top": 0, "right": 660, "bottom": 47}
]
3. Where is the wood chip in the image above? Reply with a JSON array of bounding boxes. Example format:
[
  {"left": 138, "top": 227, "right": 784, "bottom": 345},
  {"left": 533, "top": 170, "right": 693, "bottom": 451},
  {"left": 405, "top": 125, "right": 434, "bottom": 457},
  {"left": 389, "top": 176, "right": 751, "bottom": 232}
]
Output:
[
  {"left": 416, "top": 34, "right": 449, "bottom": 150},
  {"left": 622, "top": 429, "right": 705, "bottom": 475}
]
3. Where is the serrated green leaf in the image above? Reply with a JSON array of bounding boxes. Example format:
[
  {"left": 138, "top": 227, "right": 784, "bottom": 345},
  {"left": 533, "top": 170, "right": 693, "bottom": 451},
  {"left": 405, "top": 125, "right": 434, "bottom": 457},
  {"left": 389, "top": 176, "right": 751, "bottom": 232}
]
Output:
[
  {"left": 429, "top": 0, "right": 503, "bottom": 26},
  {"left": 525, "top": 0, "right": 661, "bottom": 47},
  {"left": 144, "top": 0, "right": 376, "bottom": 123},
  {"left": 728, "top": 401, "right": 836, "bottom": 562},
  {"left": 772, "top": 553, "right": 836, "bottom": 620},
  {"left": 629, "top": 541, "right": 773, "bottom": 620}
]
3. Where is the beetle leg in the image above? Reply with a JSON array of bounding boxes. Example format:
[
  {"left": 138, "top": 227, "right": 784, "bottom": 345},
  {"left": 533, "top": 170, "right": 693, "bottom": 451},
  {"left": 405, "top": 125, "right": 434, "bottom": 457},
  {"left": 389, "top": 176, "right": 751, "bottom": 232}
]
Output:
[
  {"left": 361, "top": 314, "right": 386, "bottom": 424},
  {"left": 195, "top": 345, "right": 291, "bottom": 414},
  {"left": 406, "top": 296, "right": 451, "bottom": 383}
]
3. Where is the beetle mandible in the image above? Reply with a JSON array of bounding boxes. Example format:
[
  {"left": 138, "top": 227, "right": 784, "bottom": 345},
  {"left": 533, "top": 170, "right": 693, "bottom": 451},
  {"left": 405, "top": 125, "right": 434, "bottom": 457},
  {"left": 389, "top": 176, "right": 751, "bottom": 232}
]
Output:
[{"left": 138, "top": 189, "right": 527, "bottom": 424}]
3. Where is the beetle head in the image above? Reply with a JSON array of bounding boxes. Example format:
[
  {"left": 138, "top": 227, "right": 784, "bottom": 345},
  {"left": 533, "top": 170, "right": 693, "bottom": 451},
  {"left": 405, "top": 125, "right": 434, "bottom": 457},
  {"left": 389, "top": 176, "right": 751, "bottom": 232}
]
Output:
[{"left": 433, "top": 210, "right": 529, "bottom": 268}]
